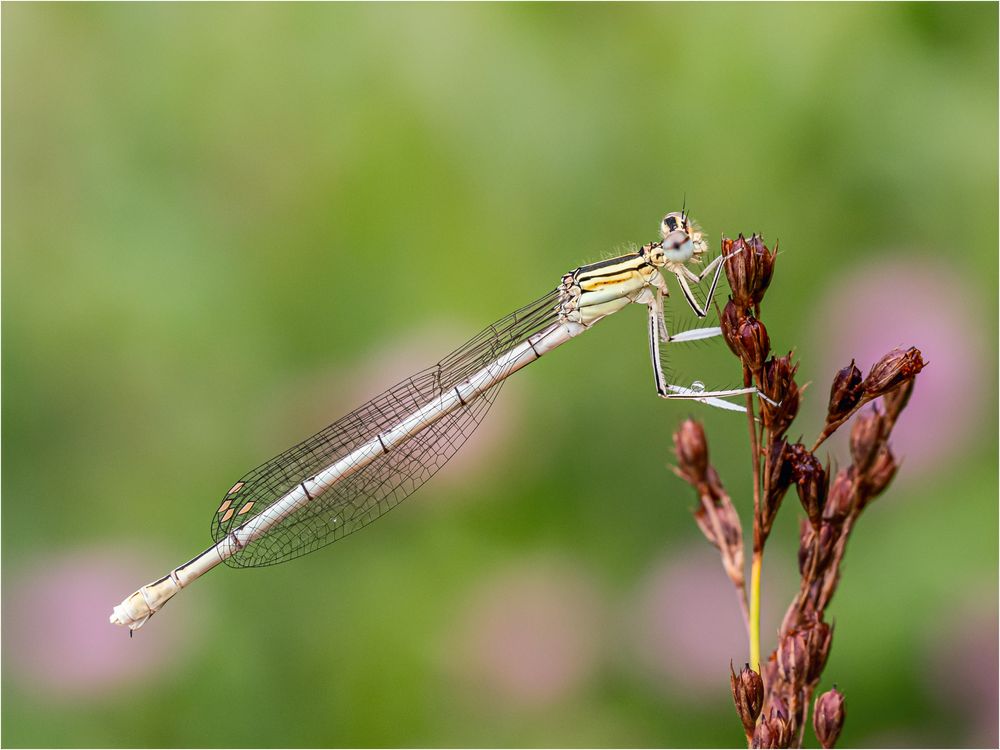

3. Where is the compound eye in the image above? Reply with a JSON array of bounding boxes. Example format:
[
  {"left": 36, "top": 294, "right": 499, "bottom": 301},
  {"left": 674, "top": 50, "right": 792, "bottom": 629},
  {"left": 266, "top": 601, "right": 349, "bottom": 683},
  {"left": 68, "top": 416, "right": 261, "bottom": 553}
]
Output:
[{"left": 662, "top": 215, "right": 679, "bottom": 234}]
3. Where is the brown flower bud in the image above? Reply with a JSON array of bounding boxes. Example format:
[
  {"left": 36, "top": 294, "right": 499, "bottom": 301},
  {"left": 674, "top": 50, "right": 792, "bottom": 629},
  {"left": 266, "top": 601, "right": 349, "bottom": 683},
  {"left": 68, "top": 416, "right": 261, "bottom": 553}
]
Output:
[
  {"left": 693, "top": 471, "right": 745, "bottom": 587},
  {"left": 882, "top": 376, "right": 915, "bottom": 422},
  {"left": 826, "top": 360, "right": 864, "bottom": 423},
  {"left": 777, "top": 629, "right": 810, "bottom": 687},
  {"left": 823, "top": 468, "right": 855, "bottom": 523},
  {"left": 865, "top": 446, "right": 898, "bottom": 498},
  {"left": 694, "top": 490, "right": 741, "bottom": 549},
  {"left": 760, "top": 354, "right": 800, "bottom": 435},
  {"left": 797, "top": 518, "right": 813, "bottom": 575},
  {"left": 849, "top": 406, "right": 885, "bottom": 473},
  {"left": 704, "top": 465, "right": 727, "bottom": 503},
  {"left": 673, "top": 418, "right": 709, "bottom": 484},
  {"left": 720, "top": 297, "right": 744, "bottom": 357},
  {"left": 799, "top": 520, "right": 841, "bottom": 579},
  {"left": 747, "top": 234, "right": 777, "bottom": 301},
  {"left": 763, "top": 693, "right": 789, "bottom": 724},
  {"left": 724, "top": 234, "right": 777, "bottom": 309},
  {"left": 731, "top": 662, "right": 765, "bottom": 738},
  {"left": 761, "top": 438, "right": 794, "bottom": 538},
  {"left": 789, "top": 446, "right": 828, "bottom": 528},
  {"left": 813, "top": 688, "right": 845, "bottom": 749},
  {"left": 752, "top": 709, "right": 792, "bottom": 749},
  {"left": 862, "top": 347, "right": 925, "bottom": 398},
  {"left": 800, "top": 614, "right": 834, "bottom": 683},
  {"left": 736, "top": 316, "right": 771, "bottom": 373}
]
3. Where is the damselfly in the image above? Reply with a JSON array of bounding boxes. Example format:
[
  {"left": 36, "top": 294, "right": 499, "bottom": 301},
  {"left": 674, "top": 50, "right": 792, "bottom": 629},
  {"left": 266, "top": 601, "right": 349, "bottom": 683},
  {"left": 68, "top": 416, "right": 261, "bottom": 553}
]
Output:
[{"left": 111, "top": 211, "right": 767, "bottom": 631}]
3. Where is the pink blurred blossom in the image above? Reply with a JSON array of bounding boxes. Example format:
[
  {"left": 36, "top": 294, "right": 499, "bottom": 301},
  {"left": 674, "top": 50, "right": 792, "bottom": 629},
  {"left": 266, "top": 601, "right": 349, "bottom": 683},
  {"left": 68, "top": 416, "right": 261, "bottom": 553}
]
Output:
[
  {"left": 3, "top": 548, "right": 199, "bottom": 699},
  {"left": 810, "top": 260, "right": 988, "bottom": 474},
  {"left": 629, "top": 545, "right": 795, "bottom": 696},
  {"left": 444, "top": 559, "right": 604, "bottom": 709}
]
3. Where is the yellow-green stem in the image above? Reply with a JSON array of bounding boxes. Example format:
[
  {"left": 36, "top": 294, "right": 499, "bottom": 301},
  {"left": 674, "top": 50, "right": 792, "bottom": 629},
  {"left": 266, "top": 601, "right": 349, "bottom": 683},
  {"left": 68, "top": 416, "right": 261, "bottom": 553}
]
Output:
[{"left": 750, "top": 552, "right": 762, "bottom": 672}]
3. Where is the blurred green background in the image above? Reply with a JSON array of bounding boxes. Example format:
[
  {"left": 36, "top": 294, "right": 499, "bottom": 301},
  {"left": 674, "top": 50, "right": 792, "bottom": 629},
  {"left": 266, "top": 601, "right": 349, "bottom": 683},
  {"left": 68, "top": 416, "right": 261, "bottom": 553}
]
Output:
[{"left": 3, "top": 3, "right": 997, "bottom": 748}]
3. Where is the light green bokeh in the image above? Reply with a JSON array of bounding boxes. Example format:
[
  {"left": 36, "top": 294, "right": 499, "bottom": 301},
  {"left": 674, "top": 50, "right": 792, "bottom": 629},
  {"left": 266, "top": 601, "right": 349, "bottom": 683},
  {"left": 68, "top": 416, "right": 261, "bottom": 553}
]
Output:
[{"left": 3, "top": 3, "right": 997, "bottom": 748}]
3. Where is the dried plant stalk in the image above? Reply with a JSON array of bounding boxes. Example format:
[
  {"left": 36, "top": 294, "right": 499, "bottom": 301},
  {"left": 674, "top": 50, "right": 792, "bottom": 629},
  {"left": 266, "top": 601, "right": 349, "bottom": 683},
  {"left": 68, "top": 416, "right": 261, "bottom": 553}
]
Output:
[{"left": 671, "top": 230, "right": 925, "bottom": 748}]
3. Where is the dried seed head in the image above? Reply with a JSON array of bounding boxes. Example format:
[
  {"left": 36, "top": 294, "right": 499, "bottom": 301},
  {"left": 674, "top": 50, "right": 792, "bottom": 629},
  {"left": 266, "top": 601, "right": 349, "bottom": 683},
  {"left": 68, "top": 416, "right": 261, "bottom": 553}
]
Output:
[
  {"left": 862, "top": 346, "right": 925, "bottom": 399},
  {"left": 849, "top": 406, "right": 885, "bottom": 473},
  {"left": 760, "top": 354, "right": 801, "bottom": 435},
  {"left": 731, "top": 662, "right": 765, "bottom": 738},
  {"left": 752, "top": 708, "right": 793, "bottom": 749},
  {"left": 777, "top": 628, "right": 810, "bottom": 687},
  {"left": 813, "top": 689, "right": 845, "bottom": 749},
  {"left": 826, "top": 360, "right": 864, "bottom": 423},
  {"left": 724, "top": 234, "right": 777, "bottom": 308},
  {"left": 736, "top": 316, "right": 771, "bottom": 373},
  {"left": 673, "top": 418, "right": 709, "bottom": 485},
  {"left": 720, "top": 297, "right": 744, "bottom": 357},
  {"left": 865, "top": 446, "right": 898, "bottom": 498},
  {"left": 789, "top": 445, "right": 828, "bottom": 528},
  {"left": 823, "top": 468, "right": 855, "bottom": 523}
]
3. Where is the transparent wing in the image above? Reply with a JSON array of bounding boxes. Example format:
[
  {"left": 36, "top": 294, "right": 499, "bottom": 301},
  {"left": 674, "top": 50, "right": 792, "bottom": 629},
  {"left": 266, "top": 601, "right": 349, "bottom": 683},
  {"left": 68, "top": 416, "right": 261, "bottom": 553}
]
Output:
[{"left": 211, "top": 289, "right": 561, "bottom": 568}]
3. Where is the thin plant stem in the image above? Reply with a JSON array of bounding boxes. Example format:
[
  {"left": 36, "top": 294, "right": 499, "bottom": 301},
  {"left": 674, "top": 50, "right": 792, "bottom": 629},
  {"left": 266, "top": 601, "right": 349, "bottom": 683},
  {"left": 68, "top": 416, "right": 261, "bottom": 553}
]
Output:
[
  {"left": 749, "top": 552, "right": 762, "bottom": 671},
  {"left": 743, "top": 364, "right": 763, "bottom": 671},
  {"left": 810, "top": 392, "right": 878, "bottom": 453}
]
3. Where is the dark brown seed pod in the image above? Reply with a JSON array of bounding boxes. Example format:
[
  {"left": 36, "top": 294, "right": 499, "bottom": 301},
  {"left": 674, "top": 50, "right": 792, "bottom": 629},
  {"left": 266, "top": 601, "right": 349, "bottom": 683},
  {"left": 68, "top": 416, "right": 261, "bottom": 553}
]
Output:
[
  {"left": 826, "top": 360, "right": 864, "bottom": 423},
  {"left": 813, "top": 689, "right": 846, "bottom": 749},
  {"left": 788, "top": 445, "right": 828, "bottom": 528},
  {"left": 864, "top": 446, "right": 898, "bottom": 499},
  {"left": 724, "top": 233, "right": 777, "bottom": 309},
  {"left": 849, "top": 406, "right": 884, "bottom": 473},
  {"left": 736, "top": 315, "right": 771, "bottom": 373},
  {"left": 862, "top": 347, "right": 925, "bottom": 398},
  {"left": 730, "top": 662, "right": 765, "bottom": 738},
  {"left": 760, "top": 354, "right": 800, "bottom": 436},
  {"left": 752, "top": 708, "right": 792, "bottom": 749},
  {"left": 673, "top": 418, "right": 709, "bottom": 485},
  {"left": 776, "top": 628, "right": 810, "bottom": 687},
  {"left": 762, "top": 438, "right": 794, "bottom": 538},
  {"left": 720, "top": 296, "right": 745, "bottom": 357},
  {"left": 799, "top": 614, "right": 834, "bottom": 684},
  {"left": 823, "top": 468, "right": 856, "bottom": 523}
]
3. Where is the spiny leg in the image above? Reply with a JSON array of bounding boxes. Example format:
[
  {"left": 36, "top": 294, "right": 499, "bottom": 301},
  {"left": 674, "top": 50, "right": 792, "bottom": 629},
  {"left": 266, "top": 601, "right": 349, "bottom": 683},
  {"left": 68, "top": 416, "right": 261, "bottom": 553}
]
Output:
[
  {"left": 676, "top": 247, "right": 736, "bottom": 318},
  {"left": 639, "top": 286, "right": 671, "bottom": 396},
  {"left": 676, "top": 268, "right": 719, "bottom": 319},
  {"left": 647, "top": 296, "right": 737, "bottom": 402},
  {"left": 664, "top": 383, "right": 779, "bottom": 408}
]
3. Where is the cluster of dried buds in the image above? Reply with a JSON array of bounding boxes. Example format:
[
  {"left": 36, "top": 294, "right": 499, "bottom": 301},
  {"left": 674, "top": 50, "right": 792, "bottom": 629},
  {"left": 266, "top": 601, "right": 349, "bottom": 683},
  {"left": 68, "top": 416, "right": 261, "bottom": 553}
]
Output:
[{"left": 672, "top": 231, "right": 924, "bottom": 748}]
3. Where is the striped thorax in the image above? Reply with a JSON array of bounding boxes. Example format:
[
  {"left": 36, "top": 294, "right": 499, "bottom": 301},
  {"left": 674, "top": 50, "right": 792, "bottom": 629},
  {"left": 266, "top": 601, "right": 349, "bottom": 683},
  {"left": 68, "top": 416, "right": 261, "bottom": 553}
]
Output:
[{"left": 558, "top": 211, "right": 708, "bottom": 328}]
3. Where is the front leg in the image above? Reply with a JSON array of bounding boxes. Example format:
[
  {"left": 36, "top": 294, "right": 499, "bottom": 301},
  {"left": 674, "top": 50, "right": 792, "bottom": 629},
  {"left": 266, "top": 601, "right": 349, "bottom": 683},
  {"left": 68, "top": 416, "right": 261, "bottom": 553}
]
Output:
[{"left": 676, "top": 247, "right": 736, "bottom": 318}]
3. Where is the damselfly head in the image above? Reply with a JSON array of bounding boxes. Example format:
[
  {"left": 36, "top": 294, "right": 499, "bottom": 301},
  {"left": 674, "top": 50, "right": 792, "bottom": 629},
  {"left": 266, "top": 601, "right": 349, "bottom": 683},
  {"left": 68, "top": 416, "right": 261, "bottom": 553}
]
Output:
[{"left": 659, "top": 211, "right": 707, "bottom": 265}]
